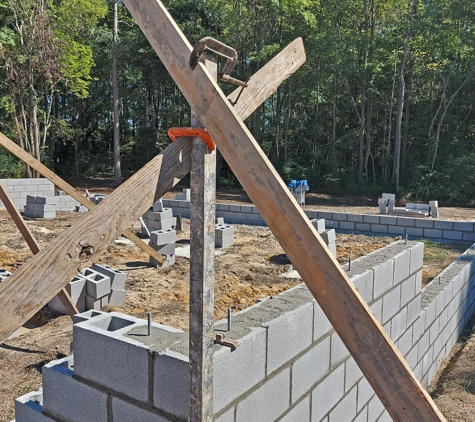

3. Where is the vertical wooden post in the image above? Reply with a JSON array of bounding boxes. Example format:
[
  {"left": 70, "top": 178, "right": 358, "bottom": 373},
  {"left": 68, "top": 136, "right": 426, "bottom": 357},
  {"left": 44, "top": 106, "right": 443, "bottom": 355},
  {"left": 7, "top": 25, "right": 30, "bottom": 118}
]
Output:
[
  {"left": 0, "top": 184, "right": 78, "bottom": 318},
  {"left": 189, "top": 56, "right": 217, "bottom": 422}
]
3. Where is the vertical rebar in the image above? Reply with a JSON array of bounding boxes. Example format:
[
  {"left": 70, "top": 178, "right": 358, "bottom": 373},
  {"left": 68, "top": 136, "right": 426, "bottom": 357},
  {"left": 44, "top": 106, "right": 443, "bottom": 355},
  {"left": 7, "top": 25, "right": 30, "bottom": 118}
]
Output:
[
  {"left": 148, "top": 312, "right": 152, "bottom": 336},
  {"left": 227, "top": 308, "right": 231, "bottom": 332},
  {"left": 348, "top": 257, "right": 351, "bottom": 271}
]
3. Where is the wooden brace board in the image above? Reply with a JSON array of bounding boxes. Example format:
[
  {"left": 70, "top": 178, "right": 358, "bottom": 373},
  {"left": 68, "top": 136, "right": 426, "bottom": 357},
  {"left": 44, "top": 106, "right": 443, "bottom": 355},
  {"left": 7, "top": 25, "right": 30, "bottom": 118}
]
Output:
[
  {"left": 0, "top": 37, "right": 305, "bottom": 342},
  {"left": 123, "top": 1, "right": 445, "bottom": 421}
]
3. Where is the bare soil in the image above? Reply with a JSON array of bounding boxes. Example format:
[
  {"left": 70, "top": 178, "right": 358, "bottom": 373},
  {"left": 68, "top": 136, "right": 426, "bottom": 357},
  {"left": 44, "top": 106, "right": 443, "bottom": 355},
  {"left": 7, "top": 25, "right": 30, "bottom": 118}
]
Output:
[{"left": 0, "top": 186, "right": 473, "bottom": 421}]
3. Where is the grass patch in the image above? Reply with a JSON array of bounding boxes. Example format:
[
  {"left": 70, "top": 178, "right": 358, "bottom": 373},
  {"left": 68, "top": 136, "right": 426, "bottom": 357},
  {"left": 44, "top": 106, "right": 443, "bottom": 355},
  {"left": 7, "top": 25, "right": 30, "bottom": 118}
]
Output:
[{"left": 421, "top": 240, "right": 467, "bottom": 285}]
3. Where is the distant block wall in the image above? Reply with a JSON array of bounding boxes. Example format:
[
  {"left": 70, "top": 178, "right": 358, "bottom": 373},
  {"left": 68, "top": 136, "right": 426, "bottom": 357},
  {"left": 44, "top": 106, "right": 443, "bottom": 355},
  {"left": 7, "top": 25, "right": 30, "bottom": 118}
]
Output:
[
  {"left": 0, "top": 178, "right": 54, "bottom": 210},
  {"left": 162, "top": 200, "right": 475, "bottom": 243},
  {"left": 16, "top": 241, "right": 475, "bottom": 421}
]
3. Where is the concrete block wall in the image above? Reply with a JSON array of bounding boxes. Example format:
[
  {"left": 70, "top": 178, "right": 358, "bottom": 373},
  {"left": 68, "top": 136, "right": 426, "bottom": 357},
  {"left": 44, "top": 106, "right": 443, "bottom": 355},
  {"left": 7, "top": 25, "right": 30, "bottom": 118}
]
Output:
[
  {"left": 162, "top": 200, "right": 475, "bottom": 243},
  {"left": 0, "top": 179, "right": 54, "bottom": 210},
  {"left": 16, "top": 240, "right": 475, "bottom": 421}
]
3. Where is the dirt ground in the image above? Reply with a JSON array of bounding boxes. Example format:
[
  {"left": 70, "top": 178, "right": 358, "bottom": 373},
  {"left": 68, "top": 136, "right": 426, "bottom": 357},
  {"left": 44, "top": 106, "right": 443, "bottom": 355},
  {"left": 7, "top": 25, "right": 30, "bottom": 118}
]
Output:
[{"left": 0, "top": 186, "right": 474, "bottom": 421}]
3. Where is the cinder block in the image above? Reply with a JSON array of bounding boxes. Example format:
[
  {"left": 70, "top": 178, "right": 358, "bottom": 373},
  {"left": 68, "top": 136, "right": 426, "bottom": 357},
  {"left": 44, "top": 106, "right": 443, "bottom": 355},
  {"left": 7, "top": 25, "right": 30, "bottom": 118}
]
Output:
[
  {"left": 363, "top": 215, "right": 380, "bottom": 224},
  {"left": 92, "top": 264, "right": 127, "bottom": 290},
  {"left": 382, "top": 193, "right": 395, "bottom": 200},
  {"left": 74, "top": 313, "right": 157, "bottom": 402},
  {"left": 235, "top": 368, "right": 290, "bottom": 422},
  {"left": 424, "top": 228, "right": 443, "bottom": 239},
  {"left": 328, "top": 385, "right": 357, "bottom": 422},
  {"left": 378, "top": 198, "right": 388, "bottom": 205},
  {"left": 345, "top": 357, "right": 362, "bottom": 392},
  {"left": 390, "top": 307, "right": 408, "bottom": 340},
  {"left": 65, "top": 275, "right": 87, "bottom": 299},
  {"left": 75, "top": 205, "right": 88, "bottom": 213},
  {"left": 388, "top": 225, "right": 405, "bottom": 235},
  {"left": 372, "top": 259, "right": 394, "bottom": 298},
  {"left": 216, "top": 217, "right": 225, "bottom": 225},
  {"left": 382, "top": 285, "right": 401, "bottom": 324},
  {"left": 355, "top": 223, "right": 371, "bottom": 232},
  {"left": 351, "top": 271, "right": 373, "bottom": 303},
  {"left": 415, "top": 219, "right": 434, "bottom": 228},
  {"left": 216, "top": 236, "right": 234, "bottom": 248},
  {"left": 372, "top": 224, "right": 388, "bottom": 234},
  {"left": 393, "top": 249, "right": 410, "bottom": 285},
  {"left": 108, "top": 289, "right": 127, "bottom": 306},
  {"left": 331, "top": 332, "right": 350, "bottom": 367},
  {"left": 292, "top": 337, "right": 330, "bottom": 402},
  {"left": 397, "top": 217, "right": 415, "bottom": 227},
  {"left": 15, "top": 389, "right": 55, "bottom": 422},
  {"left": 112, "top": 397, "right": 169, "bottom": 422},
  {"left": 348, "top": 214, "right": 364, "bottom": 222},
  {"left": 311, "top": 364, "right": 345, "bottom": 421},
  {"left": 410, "top": 242, "right": 424, "bottom": 274},
  {"left": 35, "top": 196, "right": 57, "bottom": 205},
  {"left": 314, "top": 301, "right": 333, "bottom": 339},
  {"left": 320, "top": 229, "right": 336, "bottom": 244},
  {"left": 332, "top": 212, "right": 348, "bottom": 221},
  {"left": 443, "top": 230, "right": 463, "bottom": 240},
  {"left": 42, "top": 355, "right": 108, "bottom": 422},
  {"left": 280, "top": 396, "right": 310, "bottom": 422},
  {"left": 434, "top": 220, "right": 453, "bottom": 230},
  {"left": 311, "top": 218, "right": 326, "bottom": 232},
  {"left": 149, "top": 208, "right": 173, "bottom": 221},
  {"left": 215, "top": 224, "right": 234, "bottom": 239},
  {"left": 340, "top": 221, "right": 355, "bottom": 230},
  {"left": 152, "top": 217, "right": 177, "bottom": 230},
  {"left": 81, "top": 269, "right": 111, "bottom": 299},
  {"left": 264, "top": 301, "right": 313, "bottom": 374}
]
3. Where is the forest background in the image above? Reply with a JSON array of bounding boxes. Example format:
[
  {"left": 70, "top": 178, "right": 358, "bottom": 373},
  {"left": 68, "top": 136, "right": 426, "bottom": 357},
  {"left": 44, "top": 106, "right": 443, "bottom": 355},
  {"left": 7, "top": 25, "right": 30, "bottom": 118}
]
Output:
[{"left": 0, "top": 0, "right": 474, "bottom": 203}]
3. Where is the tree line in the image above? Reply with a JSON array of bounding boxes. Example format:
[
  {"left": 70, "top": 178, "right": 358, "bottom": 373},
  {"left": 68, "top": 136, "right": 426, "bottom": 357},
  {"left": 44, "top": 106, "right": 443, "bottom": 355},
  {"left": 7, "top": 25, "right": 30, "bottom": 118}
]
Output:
[{"left": 0, "top": 0, "right": 474, "bottom": 203}]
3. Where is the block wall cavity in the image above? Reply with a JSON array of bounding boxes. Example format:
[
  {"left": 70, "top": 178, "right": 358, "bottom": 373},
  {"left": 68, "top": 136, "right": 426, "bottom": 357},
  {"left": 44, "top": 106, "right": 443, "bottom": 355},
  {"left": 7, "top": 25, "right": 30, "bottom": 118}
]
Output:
[{"left": 15, "top": 241, "right": 475, "bottom": 422}]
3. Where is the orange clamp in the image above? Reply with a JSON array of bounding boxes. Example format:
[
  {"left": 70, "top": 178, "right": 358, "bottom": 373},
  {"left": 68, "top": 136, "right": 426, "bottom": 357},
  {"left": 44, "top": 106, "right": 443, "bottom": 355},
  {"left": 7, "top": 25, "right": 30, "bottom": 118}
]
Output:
[{"left": 167, "top": 127, "right": 216, "bottom": 151}]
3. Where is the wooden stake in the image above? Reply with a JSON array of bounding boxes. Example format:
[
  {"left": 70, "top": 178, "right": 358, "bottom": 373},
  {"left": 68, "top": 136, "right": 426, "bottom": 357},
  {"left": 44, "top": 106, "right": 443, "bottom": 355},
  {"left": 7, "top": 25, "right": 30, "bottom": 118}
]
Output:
[
  {"left": 0, "top": 40, "right": 304, "bottom": 342},
  {"left": 189, "top": 56, "right": 217, "bottom": 422},
  {"left": 123, "top": 1, "right": 446, "bottom": 420},
  {"left": 0, "top": 184, "right": 78, "bottom": 318}
]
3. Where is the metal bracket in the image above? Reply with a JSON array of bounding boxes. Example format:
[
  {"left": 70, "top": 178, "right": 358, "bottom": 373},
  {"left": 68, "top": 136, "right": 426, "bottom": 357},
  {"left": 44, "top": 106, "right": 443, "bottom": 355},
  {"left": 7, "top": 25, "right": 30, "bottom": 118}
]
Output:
[
  {"left": 168, "top": 127, "right": 215, "bottom": 151},
  {"left": 189, "top": 37, "right": 248, "bottom": 88},
  {"left": 215, "top": 332, "right": 239, "bottom": 350}
]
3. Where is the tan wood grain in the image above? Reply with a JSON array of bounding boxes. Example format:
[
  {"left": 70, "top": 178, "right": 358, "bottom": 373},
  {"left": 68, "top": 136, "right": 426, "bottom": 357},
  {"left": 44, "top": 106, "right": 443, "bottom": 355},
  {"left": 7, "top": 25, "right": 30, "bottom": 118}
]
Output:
[
  {"left": 0, "top": 184, "right": 78, "bottom": 317},
  {"left": 123, "top": 1, "right": 445, "bottom": 420},
  {"left": 0, "top": 39, "right": 304, "bottom": 342}
]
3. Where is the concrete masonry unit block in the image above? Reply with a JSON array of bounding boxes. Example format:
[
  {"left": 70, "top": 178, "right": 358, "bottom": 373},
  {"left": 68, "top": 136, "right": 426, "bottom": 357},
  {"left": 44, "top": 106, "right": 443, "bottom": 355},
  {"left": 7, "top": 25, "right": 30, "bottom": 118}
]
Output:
[
  {"left": 92, "top": 263, "right": 127, "bottom": 290},
  {"left": 81, "top": 268, "right": 111, "bottom": 299},
  {"left": 152, "top": 199, "right": 164, "bottom": 212},
  {"left": 215, "top": 224, "right": 234, "bottom": 239},
  {"left": 150, "top": 228, "right": 176, "bottom": 245},
  {"left": 65, "top": 275, "right": 87, "bottom": 299},
  {"left": 14, "top": 388, "right": 56, "bottom": 422}
]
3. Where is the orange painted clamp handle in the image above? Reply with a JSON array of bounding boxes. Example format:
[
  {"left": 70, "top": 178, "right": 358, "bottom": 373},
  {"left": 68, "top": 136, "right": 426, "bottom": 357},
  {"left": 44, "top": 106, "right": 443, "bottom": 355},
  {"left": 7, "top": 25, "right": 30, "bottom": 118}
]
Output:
[{"left": 168, "top": 127, "right": 216, "bottom": 151}]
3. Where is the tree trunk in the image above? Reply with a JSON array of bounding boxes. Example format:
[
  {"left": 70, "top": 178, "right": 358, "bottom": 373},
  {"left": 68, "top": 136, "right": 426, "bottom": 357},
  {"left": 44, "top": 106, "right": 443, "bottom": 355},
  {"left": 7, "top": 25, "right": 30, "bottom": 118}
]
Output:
[
  {"left": 112, "top": 0, "right": 122, "bottom": 186},
  {"left": 401, "top": 58, "right": 412, "bottom": 171}
]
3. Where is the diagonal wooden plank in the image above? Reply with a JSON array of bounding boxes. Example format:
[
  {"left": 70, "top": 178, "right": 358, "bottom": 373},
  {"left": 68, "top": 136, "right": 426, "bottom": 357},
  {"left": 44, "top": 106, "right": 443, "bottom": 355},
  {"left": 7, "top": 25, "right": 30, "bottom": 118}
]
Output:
[
  {"left": 0, "top": 184, "right": 78, "bottom": 318},
  {"left": 123, "top": 1, "right": 445, "bottom": 420},
  {"left": 0, "top": 132, "right": 166, "bottom": 265},
  {"left": 0, "top": 38, "right": 305, "bottom": 342}
]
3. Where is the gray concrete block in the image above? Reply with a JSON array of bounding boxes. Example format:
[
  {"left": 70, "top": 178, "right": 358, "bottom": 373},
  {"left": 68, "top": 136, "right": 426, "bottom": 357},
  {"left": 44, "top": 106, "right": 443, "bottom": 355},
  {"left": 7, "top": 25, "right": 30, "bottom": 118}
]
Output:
[
  {"left": 332, "top": 212, "right": 348, "bottom": 221},
  {"left": 314, "top": 302, "right": 333, "bottom": 339},
  {"left": 151, "top": 217, "right": 177, "bottom": 230},
  {"left": 92, "top": 264, "right": 127, "bottom": 290},
  {"left": 311, "top": 218, "right": 326, "bottom": 232},
  {"left": 325, "top": 220, "right": 339, "bottom": 229},
  {"left": 367, "top": 395, "right": 385, "bottom": 422},
  {"left": 292, "top": 337, "right": 330, "bottom": 402},
  {"left": 74, "top": 313, "right": 158, "bottom": 402},
  {"left": 434, "top": 220, "right": 453, "bottom": 230},
  {"left": 351, "top": 271, "right": 374, "bottom": 303},
  {"left": 388, "top": 225, "right": 405, "bottom": 235},
  {"left": 81, "top": 268, "right": 111, "bottom": 299},
  {"left": 65, "top": 275, "right": 87, "bottom": 299},
  {"left": 215, "top": 224, "right": 234, "bottom": 239},
  {"left": 212, "top": 324, "right": 267, "bottom": 413},
  {"left": 75, "top": 205, "right": 88, "bottom": 213},
  {"left": 150, "top": 207, "right": 173, "bottom": 220},
  {"left": 370, "top": 299, "right": 382, "bottom": 322},
  {"left": 415, "top": 219, "right": 434, "bottom": 228},
  {"left": 112, "top": 397, "right": 168, "bottom": 422},
  {"left": 340, "top": 221, "right": 355, "bottom": 230},
  {"left": 240, "top": 205, "right": 254, "bottom": 213},
  {"left": 35, "top": 196, "right": 57, "bottom": 205},
  {"left": 393, "top": 249, "right": 410, "bottom": 285},
  {"left": 372, "top": 259, "right": 394, "bottom": 299},
  {"left": 382, "top": 285, "right": 401, "bottom": 324},
  {"left": 379, "top": 216, "right": 397, "bottom": 225},
  {"left": 311, "top": 363, "right": 345, "bottom": 421},
  {"left": 280, "top": 396, "right": 310, "bottom": 422},
  {"left": 15, "top": 389, "right": 56, "bottom": 422},
  {"left": 355, "top": 223, "right": 371, "bottom": 232},
  {"left": 328, "top": 385, "right": 357, "bottom": 422},
  {"left": 348, "top": 214, "right": 364, "bottom": 222},
  {"left": 410, "top": 242, "right": 424, "bottom": 274},
  {"left": 372, "top": 224, "right": 388, "bottom": 234},
  {"left": 406, "top": 227, "right": 423, "bottom": 237},
  {"left": 150, "top": 228, "right": 176, "bottom": 245},
  {"left": 215, "top": 407, "right": 235, "bottom": 422},
  {"left": 396, "top": 217, "right": 415, "bottom": 227},
  {"left": 230, "top": 204, "right": 241, "bottom": 212},
  {"left": 150, "top": 254, "right": 175, "bottom": 268},
  {"left": 216, "top": 236, "right": 234, "bottom": 248},
  {"left": 424, "top": 228, "right": 443, "bottom": 239},
  {"left": 407, "top": 294, "right": 421, "bottom": 328},
  {"left": 364, "top": 215, "right": 380, "bottom": 224},
  {"left": 443, "top": 230, "right": 463, "bottom": 240},
  {"left": 85, "top": 294, "right": 102, "bottom": 310},
  {"left": 235, "top": 368, "right": 290, "bottom": 422},
  {"left": 216, "top": 217, "right": 225, "bottom": 225},
  {"left": 42, "top": 355, "right": 108, "bottom": 422},
  {"left": 320, "top": 229, "right": 336, "bottom": 244},
  {"left": 390, "top": 306, "right": 407, "bottom": 340},
  {"left": 379, "top": 204, "right": 387, "bottom": 214},
  {"left": 108, "top": 289, "right": 127, "bottom": 306},
  {"left": 400, "top": 275, "right": 416, "bottom": 307},
  {"left": 266, "top": 301, "right": 314, "bottom": 373}
]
